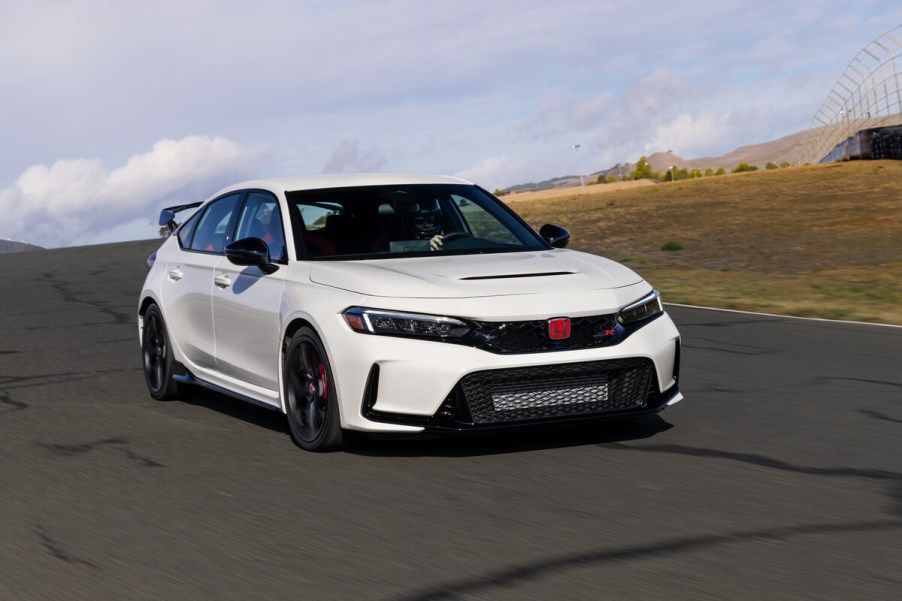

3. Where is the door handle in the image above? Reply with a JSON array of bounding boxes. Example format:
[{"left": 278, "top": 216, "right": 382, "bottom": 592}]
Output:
[
  {"left": 168, "top": 268, "right": 183, "bottom": 281},
  {"left": 214, "top": 274, "right": 232, "bottom": 288}
]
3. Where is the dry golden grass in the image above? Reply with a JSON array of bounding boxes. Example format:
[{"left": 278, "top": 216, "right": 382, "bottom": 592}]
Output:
[
  {"left": 504, "top": 179, "right": 656, "bottom": 203},
  {"left": 507, "top": 161, "right": 902, "bottom": 325}
]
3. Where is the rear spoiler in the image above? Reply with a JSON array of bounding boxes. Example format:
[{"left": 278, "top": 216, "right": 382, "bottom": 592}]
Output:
[{"left": 159, "top": 202, "right": 203, "bottom": 234}]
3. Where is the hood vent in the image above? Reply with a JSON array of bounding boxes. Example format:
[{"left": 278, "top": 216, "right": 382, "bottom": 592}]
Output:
[{"left": 460, "top": 271, "right": 575, "bottom": 281}]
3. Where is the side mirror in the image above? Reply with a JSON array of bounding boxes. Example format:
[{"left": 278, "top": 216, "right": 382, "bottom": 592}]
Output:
[
  {"left": 225, "top": 238, "right": 279, "bottom": 274},
  {"left": 539, "top": 224, "right": 570, "bottom": 248}
]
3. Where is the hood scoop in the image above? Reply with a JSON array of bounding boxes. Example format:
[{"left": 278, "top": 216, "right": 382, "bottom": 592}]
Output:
[{"left": 459, "top": 271, "right": 575, "bottom": 281}]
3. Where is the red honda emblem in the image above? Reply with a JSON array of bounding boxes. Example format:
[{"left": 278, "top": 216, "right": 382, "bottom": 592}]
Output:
[{"left": 548, "top": 317, "right": 571, "bottom": 340}]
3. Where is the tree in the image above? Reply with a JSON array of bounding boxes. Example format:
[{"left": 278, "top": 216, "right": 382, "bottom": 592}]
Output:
[
  {"left": 732, "top": 162, "right": 759, "bottom": 173},
  {"left": 689, "top": 168, "right": 703, "bottom": 179},
  {"left": 630, "top": 156, "right": 658, "bottom": 180},
  {"left": 715, "top": 167, "right": 726, "bottom": 176},
  {"left": 704, "top": 168, "right": 714, "bottom": 177},
  {"left": 765, "top": 161, "right": 779, "bottom": 170}
]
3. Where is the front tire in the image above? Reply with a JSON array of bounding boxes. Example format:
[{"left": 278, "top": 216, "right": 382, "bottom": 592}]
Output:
[{"left": 283, "top": 327, "right": 346, "bottom": 452}]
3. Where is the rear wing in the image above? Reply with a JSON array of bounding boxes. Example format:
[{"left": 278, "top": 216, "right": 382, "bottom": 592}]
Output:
[{"left": 159, "top": 202, "right": 203, "bottom": 234}]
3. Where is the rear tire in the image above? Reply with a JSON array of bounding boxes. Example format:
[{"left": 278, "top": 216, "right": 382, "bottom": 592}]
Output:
[
  {"left": 283, "top": 327, "right": 346, "bottom": 452},
  {"left": 141, "top": 304, "right": 183, "bottom": 400}
]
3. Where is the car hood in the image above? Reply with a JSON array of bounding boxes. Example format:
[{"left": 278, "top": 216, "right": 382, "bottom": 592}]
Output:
[{"left": 308, "top": 250, "right": 643, "bottom": 299}]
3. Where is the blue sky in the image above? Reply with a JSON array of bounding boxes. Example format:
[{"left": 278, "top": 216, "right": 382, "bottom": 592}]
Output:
[{"left": 1, "top": 0, "right": 900, "bottom": 247}]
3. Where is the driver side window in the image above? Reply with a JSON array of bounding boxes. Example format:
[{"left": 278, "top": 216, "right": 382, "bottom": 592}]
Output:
[{"left": 234, "top": 192, "right": 287, "bottom": 263}]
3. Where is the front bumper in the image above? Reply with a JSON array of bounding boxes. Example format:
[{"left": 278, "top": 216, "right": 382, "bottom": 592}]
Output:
[
  {"left": 363, "top": 357, "right": 681, "bottom": 431},
  {"left": 319, "top": 310, "right": 682, "bottom": 433}
]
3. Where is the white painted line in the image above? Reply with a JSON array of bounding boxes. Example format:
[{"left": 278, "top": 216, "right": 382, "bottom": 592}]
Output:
[{"left": 663, "top": 302, "right": 902, "bottom": 329}]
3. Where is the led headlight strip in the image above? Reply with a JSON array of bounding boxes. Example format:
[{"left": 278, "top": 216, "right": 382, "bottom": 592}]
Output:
[
  {"left": 616, "top": 290, "right": 663, "bottom": 326},
  {"left": 343, "top": 307, "right": 471, "bottom": 339}
]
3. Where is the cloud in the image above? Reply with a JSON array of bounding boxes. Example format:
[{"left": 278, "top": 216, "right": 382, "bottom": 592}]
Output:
[
  {"left": 322, "top": 140, "right": 386, "bottom": 173},
  {"left": 517, "top": 92, "right": 616, "bottom": 142},
  {"left": 455, "top": 155, "right": 544, "bottom": 191},
  {"left": 2, "top": 1, "right": 900, "bottom": 220},
  {"left": 0, "top": 136, "right": 270, "bottom": 248},
  {"left": 644, "top": 112, "right": 732, "bottom": 157}
]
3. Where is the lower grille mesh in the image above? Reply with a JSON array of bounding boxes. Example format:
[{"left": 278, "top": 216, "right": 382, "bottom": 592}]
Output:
[{"left": 458, "top": 358, "right": 653, "bottom": 424}]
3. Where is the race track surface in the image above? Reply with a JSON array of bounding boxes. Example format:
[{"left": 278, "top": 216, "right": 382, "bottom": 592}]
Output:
[{"left": 1, "top": 240, "right": 900, "bottom": 600}]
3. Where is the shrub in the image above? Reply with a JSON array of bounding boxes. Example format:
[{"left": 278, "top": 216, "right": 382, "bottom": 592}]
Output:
[
  {"left": 661, "top": 241, "right": 684, "bottom": 251},
  {"left": 733, "top": 162, "right": 759, "bottom": 173}
]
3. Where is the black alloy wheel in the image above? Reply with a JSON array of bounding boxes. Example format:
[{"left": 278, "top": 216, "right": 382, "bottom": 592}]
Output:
[
  {"left": 142, "top": 304, "right": 180, "bottom": 400},
  {"left": 284, "top": 327, "right": 345, "bottom": 451}
]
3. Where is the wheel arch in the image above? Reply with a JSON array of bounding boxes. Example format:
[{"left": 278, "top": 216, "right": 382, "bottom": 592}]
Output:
[
  {"left": 137, "top": 294, "right": 163, "bottom": 345},
  {"left": 138, "top": 295, "right": 159, "bottom": 318}
]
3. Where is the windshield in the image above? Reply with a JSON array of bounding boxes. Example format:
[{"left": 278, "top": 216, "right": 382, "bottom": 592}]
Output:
[{"left": 286, "top": 184, "right": 548, "bottom": 260}]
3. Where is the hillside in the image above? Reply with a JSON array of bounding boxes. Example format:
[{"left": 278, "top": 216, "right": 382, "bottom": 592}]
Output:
[
  {"left": 506, "top": 130, "right": 808, "bottom": 192},
  {"left": 507, "top": 160, "right": 902, "bottom": 324},
  {"left": 0, "top": 239, "right": 43, "bottom": 254}
]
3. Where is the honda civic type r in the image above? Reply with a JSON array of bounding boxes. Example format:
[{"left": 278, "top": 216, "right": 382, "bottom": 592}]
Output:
[{"left": 138, "top": 174, "right": 682, "bottom": 451}]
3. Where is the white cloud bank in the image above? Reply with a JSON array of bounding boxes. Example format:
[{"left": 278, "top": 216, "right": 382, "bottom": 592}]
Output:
[{"left": 0, "top": 136, "right": 270, "bottom": 248}]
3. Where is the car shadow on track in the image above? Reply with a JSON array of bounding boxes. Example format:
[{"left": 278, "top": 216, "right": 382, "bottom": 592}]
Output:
[
  {"left": 349, "top": 416, "right": 673, "bottom": 458},
  {"left": 182, "top": 390, "right": 289, "bottom": 434},
  {"left": 183, "top": 390, "right": 673, "bottom": 457}
]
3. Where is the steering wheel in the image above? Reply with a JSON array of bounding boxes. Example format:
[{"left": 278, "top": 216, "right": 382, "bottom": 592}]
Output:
[{"left": 441, "top": 231, "right": 472, "bottom": 243}]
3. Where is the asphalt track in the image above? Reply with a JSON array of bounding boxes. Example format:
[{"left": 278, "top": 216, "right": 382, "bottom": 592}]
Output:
[{"left": 1, "top": 240, "right": 900, "bottom": 600}]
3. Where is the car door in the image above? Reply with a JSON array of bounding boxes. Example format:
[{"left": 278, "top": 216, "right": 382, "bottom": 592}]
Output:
[
  {"left": 162, "top": 192, "right": 242, "bottom": 373},
  {"left": 211, "top": 190, "right": 287, "bottom": 393}
]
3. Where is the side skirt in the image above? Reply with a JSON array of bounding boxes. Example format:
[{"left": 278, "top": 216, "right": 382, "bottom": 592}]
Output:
[{"left": 173, "top": 363, "right": 282, "bottom": 412}]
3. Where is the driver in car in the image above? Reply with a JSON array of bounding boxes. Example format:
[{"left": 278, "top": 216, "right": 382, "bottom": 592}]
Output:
[{"left": 372, "top": 193, "right": 445, "bottom": 251}]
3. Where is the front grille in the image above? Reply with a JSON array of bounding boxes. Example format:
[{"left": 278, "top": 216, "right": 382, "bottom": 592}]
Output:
[
  {"left": 468, "top": 314, "right": 622, "bottom": 354},
  {"left": 456, "top": 358, "right": 653, "bottom": 425}
]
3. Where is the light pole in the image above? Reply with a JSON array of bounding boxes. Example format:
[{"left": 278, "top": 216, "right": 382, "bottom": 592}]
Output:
[
  {"left": 669, "top": 166, "right": 674, "bottom": 182},
  {"left": 571, "top": 144, "right": 585, "bottom": 191}
]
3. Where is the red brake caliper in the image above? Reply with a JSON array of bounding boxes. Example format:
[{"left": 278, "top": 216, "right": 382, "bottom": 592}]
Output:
[{"left": 317, "top": 364, "right": 328, "bottom": 400}]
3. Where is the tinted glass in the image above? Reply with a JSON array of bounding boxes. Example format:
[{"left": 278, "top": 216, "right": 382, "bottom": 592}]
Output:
[
  {"left": 176, "top": 208, "right": 202, "bottom": 248},
  {"left": 287, "top": 184, "right": 546, "bottom": 259},
  {"left": 189, "top": 193, "right": 241, "bottom": 253},
  {"left": 234, "top": 192, "right": 287, "bottom": 262}
]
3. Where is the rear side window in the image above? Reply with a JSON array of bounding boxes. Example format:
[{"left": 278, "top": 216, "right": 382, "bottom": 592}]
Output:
[{"left": 189, "top": 193, "right": 242, "bottom": 253}]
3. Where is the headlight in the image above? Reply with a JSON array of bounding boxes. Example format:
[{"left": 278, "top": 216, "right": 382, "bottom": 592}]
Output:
[
  {"left": 343, "top": 307, "right": 471, "bottom": 339},
  {"left": 617, "top": 290, "right": 663, "bottom": 326}
]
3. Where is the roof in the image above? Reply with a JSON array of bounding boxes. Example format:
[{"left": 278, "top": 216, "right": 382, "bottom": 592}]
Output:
[{"left": 211, "top": 173, "right": 474, "bottom": 199}]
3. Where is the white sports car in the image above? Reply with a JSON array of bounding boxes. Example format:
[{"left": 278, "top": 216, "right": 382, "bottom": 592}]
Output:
[{"left": 139, "top": 174, "right": 682, "bottom": 451}]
